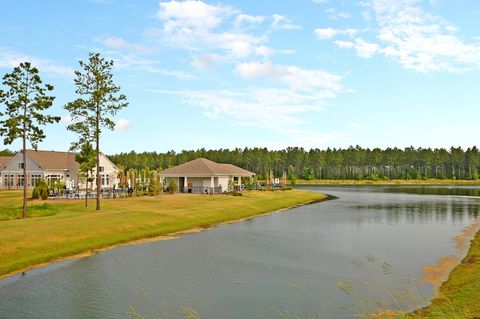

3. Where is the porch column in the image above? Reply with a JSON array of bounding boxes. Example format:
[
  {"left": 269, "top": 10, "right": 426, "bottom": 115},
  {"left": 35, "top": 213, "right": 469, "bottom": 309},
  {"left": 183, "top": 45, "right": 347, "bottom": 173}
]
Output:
[
  {"left": 210, "top": 176, "right": 214, "bottom": 194},
  {"left": 185, "top": 176, "right": 188, "bottom": 193}
]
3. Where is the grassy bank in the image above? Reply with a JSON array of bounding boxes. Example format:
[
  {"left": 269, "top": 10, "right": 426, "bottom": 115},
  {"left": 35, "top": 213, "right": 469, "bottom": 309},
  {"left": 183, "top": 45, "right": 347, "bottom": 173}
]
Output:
[
  {"left": 404, "top": 226, "right": 480, "bottom": 319},
  {"left": 295, "top": 179, "right": 480, "bottom": 186},
  {"left": 0, "top": 189, "right": 326, "bottom": 279}
]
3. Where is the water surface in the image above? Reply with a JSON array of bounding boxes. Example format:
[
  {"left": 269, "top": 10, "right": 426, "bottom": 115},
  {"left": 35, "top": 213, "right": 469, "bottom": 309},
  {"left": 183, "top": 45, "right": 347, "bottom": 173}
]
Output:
[{"left": 0, "top": 185, "right": 479, "bottom": 318}]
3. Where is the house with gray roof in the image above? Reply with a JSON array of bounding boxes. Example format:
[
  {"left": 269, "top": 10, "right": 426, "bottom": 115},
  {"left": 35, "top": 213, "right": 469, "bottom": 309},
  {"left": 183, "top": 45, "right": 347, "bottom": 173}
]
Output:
[
  {"left": 0, "top": 150, "right": 119, "bottom": 190},
  {"left": 158, "top": 158, "right": 254, "bottom": 194}
]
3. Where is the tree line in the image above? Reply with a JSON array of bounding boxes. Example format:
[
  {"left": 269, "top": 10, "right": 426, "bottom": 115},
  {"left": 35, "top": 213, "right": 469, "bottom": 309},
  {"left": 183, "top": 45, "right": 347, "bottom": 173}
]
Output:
[{"left": 109, "top": 146, "right": 480, "bottom": 181}]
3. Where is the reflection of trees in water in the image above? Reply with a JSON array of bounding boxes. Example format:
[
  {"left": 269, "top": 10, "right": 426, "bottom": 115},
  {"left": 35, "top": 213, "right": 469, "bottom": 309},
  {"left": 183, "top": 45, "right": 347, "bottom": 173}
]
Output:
[
  {"left": 382, "top": 186, "right": 480, "bottom": 197},
  {"left": 351, "top": 200, "right": 480, "bottom": 225}
]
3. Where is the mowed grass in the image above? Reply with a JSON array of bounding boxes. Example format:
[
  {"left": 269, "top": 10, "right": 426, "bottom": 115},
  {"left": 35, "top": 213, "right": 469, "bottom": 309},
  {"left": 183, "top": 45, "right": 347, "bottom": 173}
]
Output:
[{"left": 0, "top": 189, "right": 326, "bottom": 278}]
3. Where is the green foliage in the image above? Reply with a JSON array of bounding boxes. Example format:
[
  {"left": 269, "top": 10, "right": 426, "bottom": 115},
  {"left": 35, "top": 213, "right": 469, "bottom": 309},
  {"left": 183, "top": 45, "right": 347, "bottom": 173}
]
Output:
[
  {"left": 288, "top": 165, "right": 297, "bottom": 185},
  {"left": 0, "top": 149, "right": 15, "bottom": 156},
  {"left": 32, "top": 187, "right": 40, "bottom": 199},
  {"left": 40, "top": 187, "right": 49, "bottom": 200},
  {"left": 166, "top": 180, "right": 177, "bottom": 194},
  {"left": 76, "top": 142, "right": 96, "bottom": 179},
  {"left": 0, "top": 62, "right": 59, "bottom": 148},
  {"left": 148, "top": 173, "right": 161, "bottom": 196},
  {"left": 109, "top": 146, "right": 480, "bottom": 182},
  {"left": 227, "top": 179, "right": 235, "bottom": 193}
]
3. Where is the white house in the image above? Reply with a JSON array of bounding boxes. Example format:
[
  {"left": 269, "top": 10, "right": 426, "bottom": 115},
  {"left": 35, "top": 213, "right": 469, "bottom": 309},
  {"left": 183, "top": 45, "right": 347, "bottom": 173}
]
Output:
[
  {"left": 158, "top": 158, "right": 255, "bottom": 194},
  {"left": 0, "top": 150, "right": 119, "bottom": 190}
]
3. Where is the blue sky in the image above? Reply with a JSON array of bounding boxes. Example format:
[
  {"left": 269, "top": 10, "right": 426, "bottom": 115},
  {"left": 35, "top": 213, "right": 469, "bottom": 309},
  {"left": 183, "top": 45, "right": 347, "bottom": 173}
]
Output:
[{"left": 1, "top": 0, "right": 479, "bottom": 153}]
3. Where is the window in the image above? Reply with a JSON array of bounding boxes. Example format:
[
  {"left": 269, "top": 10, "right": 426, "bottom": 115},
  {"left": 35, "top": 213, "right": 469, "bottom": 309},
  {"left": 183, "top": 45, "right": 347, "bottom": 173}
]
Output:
[
  {"left": 18, "top": 163, "right": 24, "bottom": 169},
  {"left": 30, "top": 174, "right": 42, "bottom": 187},
  {"left": 46, "top": 174, "right": 62, "bottom": 185},
  {"left": 101, "top": 174, "right": 109, "bottom": 186},
  {"left": 17, "top": 175, "right": 24, "bottom": 187},
  {"left": 3, "top": 175, "right": 14, "bottom": 187},
  {"left": 99, "top": 166, "right": 105, "bottom": 172}
]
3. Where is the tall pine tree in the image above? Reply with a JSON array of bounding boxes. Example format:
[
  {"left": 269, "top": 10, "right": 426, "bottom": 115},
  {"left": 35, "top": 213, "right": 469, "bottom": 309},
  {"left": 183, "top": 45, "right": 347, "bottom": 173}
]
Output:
[
  {"left": 0, "top": 62, "right": 59, "bottom": 218},
  {"left": 64, "top": 52, "right": 128, "bottom": 210}
]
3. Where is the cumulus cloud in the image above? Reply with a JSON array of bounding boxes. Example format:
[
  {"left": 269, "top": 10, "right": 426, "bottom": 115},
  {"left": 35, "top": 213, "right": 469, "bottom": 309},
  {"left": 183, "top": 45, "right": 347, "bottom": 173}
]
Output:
[
  {"left": 235, "top": 61, "right": 343, "bottom": 93},
  {"left": 148, "top": 1, "right": 298, "bottom": 59},
  {"left": 326, "top": 0, "right": 480, "bottom": 72},
  {"left": 115, "top": 118, "right": 133, "bottom": 131}
]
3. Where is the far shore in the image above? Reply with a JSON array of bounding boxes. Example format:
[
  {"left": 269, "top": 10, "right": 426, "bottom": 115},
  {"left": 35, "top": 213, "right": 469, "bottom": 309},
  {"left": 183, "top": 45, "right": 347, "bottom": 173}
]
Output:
[{"left": 294, "top": 179, "right": 480, "bottom": 186}]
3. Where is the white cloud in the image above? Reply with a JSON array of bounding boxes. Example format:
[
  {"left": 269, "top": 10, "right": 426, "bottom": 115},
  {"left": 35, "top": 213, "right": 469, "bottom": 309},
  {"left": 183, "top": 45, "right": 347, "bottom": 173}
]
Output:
[
  {"left": 235, "top": 14, "right": 265, "bottom": 26},
  {"left": 353, "top": 38, "right": 380, "bottom": 58},
  {"left": 325, "top": 8, "right": 351, "bottom": 20},
  {"left": 115, "top": 118, "right": 133, "bottom": 131},
  {"left": 149, "top": 1, "right": 300, "bottom": 60},
  {"left": 271, "top": 14, "right": 302, "bottom": 30},
  {"left": 354, "top": 0, "right": 480, "bottom": 72},
  {"left": 156, "top": 0, "right": 234, "bottom": 31},
  {"left": 109, "top": 53, "right": 195, "bottom": 79},
  {"left": 147, "top": 61, "right": 345, "bottom": 143},
  {"left": 314, "top": 27, "right": 358, "bottom": 40},
  {"left": 333, "top": 38, "right": 379, "bottom": 58},
  {"left": 101, "top": 37, "right": 154, "bottom": 54},
  {"left": 151, "top": 1, "right": 277, "bottom": 59},
  {"left": 235, "top": 61, "right": 343, "bottom": 93},
  {"left": 334, "top": 40, "right": 355, "bottom": 48},
  {"left": 0, "top": 48, "right": 74, "bottom": 77}
]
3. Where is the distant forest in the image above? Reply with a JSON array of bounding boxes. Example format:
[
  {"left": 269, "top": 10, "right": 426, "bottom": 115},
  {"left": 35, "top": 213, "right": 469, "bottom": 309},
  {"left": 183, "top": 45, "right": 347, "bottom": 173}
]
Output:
[{"left": 108, "top": 146, "right": 480, "bottom": 181}]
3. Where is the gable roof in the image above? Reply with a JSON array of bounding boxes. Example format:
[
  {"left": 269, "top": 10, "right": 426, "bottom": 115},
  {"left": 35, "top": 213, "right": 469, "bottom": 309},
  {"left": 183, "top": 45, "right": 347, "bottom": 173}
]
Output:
[
  {"left": 0, "top": 156, "right": 12, "bottom": 169},
  {"left": 25, "top": 150, "right": 80, "bottom": 171},
  {"left": 158, "top": 158, "right": 254, "bottom": 177}
]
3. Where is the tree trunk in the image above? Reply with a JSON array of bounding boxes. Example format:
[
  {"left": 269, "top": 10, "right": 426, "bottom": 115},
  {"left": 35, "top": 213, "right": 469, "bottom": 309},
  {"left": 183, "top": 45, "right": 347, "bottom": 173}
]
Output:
[
  {"left": 85, "top": 173, "right": 88, "bottom": 208},
  {"left": 96, "top": 108, "right": 101, "bottom": 211},
  {"left": 22, "top": 93, "right": 28, "bottom": 219},
  {"left": 22, "top": 131, "right": 27, "bottom": 219}
]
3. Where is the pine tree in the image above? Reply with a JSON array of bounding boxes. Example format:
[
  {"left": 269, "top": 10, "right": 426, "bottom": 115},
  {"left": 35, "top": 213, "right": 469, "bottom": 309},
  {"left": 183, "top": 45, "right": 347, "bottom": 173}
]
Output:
[
  {"left": 64, "top": 53, "right": 128, "bottom": 210},
  {"left": 0, "top": 62, "right": 59, "bottom": 218}
]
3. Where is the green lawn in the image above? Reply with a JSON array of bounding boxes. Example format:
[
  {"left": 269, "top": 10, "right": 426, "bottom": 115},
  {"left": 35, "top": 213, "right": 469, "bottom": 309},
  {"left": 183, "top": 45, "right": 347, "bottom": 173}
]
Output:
[{"left": 0, "top": 189, "right": 326, "bottom": 278}]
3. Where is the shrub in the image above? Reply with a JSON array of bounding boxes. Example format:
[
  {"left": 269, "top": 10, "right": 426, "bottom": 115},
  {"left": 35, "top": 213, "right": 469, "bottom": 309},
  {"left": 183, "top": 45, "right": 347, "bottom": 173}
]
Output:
[
  {"left": 166, "top": 180, "right": 178, "bottom": 194},
  {"left": 32, "top": 187, "right": 40, "bottom": 199},
  {"left": 40, "top": 187, "right": 49, "bottom": 200}
]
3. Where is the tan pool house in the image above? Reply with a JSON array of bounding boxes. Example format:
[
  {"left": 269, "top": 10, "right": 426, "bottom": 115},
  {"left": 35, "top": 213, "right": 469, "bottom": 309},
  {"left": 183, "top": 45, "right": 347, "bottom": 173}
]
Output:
[{"left": 158, "top": 158, "right": 254, "bottom": 194}]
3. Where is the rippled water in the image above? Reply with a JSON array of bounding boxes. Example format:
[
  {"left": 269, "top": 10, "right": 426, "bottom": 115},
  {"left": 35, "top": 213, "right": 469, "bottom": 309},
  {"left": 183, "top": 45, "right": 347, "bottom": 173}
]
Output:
[{"left": 0, "top": 185, "right": 479, "bottom": 318}]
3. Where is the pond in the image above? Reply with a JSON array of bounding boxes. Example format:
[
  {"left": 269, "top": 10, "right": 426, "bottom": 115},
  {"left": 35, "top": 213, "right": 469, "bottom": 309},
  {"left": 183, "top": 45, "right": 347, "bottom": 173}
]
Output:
[{"left": 0, "top": 185, "right": 479, "bottom": 318}]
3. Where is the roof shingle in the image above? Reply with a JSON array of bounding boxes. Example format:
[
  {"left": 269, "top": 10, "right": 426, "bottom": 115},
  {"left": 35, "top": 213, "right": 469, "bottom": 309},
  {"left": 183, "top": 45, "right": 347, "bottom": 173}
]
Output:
[
  {"left": 159, "top": 158, "right": 254, "bottom": 177},
  {"left": 25, "top": 150, "right": 80, "bottom": 171}
]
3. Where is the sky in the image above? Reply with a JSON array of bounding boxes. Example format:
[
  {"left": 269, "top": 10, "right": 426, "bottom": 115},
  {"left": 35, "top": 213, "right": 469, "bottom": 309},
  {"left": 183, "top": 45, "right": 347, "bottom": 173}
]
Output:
[{"left": 0, "top": 0, "right": 479, "bottom": 154}]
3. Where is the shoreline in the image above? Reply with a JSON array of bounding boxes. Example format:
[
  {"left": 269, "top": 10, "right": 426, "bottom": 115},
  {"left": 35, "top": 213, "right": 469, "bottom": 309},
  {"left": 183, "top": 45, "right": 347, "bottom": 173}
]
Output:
[
  {"left": 295, "top": 179, "right": 480, "bottom": 186},
  {"left": 0, "top": 196, "right": 331, "bottom": 282}
]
